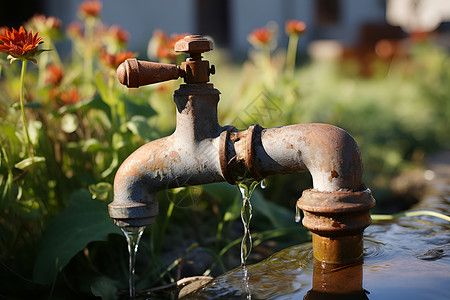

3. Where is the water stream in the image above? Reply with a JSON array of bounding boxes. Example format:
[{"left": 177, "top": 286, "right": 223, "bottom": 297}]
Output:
[
  {"left": 121, "top": 226, "right": 146, "bottom": 300},
  {"left": 236, "top": 179, "right": 261, "bottom": 266}
]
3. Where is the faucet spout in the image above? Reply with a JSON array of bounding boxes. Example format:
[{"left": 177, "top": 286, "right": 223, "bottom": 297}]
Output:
[{"left": 109, "top": 83, "right": 226, "bottom": 227}]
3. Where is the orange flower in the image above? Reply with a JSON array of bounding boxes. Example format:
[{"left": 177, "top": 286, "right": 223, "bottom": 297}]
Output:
[
  {"left": 248, "top": 27, "right": 273, "bottom": 47},
  {"left": 0, "top": 26, "right": 44, "bottom": 63},
  {"left": 30, "top": 15, "right": 62, "bottom": 41},
  {"left": 45, "top": 64, "right": 64, "bottom": 86},
  {"left": 58, "top": 88, "right": 80, "bottom": 106},
  {"left": 285, "top": 20, "right": 306, "bottom": 35},
  {"left": 79, "top": 0, "right": 102, "bottom": 18},
  {"left": 108, "top": 25, "right": 129, "bottom": 44},
  {"left": 30, "top": 14, "right": 62, "bottom": 32},
  {"left": 148, "top": 30, "right": 190, "bottom": 61},
  {"left": 0, "top": 26, "right": 7, "bottom": 36},
  {"left": 66, "top": 22, "right": 84, "bottom": 38},
  {"left": 99, "top": 48, "right": 134, "bottom": 69}
]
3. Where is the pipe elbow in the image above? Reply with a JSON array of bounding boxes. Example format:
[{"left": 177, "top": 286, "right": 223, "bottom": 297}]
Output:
[
  {"left": 256, "top": 123, "right": 365, "bottom": 192},
  {"left": 109, "top": 135, "right": 224, "bottom": 227},
  {"left": 109, "top": 139, "right": 169, "bottom": 227}
]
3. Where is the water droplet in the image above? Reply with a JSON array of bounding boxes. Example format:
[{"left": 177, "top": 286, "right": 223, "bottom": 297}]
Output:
[
  {"left": 121, "top": 226, "right": 145, "bottom": 300},
  {"left": 295, "top": 205, "right": 302, "bottom": 223},
  {"left": 260, "top": 179, "right": 267, "bottom": 189}
]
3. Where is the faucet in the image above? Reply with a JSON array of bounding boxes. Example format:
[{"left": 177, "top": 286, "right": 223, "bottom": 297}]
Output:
[{"left": 109, "top": 35, "right": 375, "bottom": 264}]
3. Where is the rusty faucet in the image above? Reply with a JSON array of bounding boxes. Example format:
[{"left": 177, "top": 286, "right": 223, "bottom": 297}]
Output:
[{"left": 109, "top": 35, "right": 375, "bottom": 264}]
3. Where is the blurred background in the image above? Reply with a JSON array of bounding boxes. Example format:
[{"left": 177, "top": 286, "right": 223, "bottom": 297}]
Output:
[
  {"left": 1, "top": 0, "right": 450, "bottom": 299},
  {"left": 6, "top": 0, "right": 450, "bottom": 57}
]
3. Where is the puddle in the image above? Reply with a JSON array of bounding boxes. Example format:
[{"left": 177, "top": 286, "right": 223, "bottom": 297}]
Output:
[{"left": 184, "top": 189, "right": 450, "bottom": 299}]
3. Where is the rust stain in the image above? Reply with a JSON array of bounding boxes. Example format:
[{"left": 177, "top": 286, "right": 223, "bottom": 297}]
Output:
[{"left": 170, "top": 150, "right": 181, "bottom": 163}]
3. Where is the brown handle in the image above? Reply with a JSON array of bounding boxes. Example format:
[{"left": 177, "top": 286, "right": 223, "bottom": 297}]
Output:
[{"left": 116, "top": 58, "right": 182, "bottom": 88}]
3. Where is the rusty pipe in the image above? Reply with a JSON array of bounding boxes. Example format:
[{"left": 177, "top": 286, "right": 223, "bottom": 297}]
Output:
[
  {"left": 220, "top": 124, "right": 374, "bottom": 263},
  {"left": 110, "top": 84, "right": 374, "bottom": 263},
  {"left": 111, "top": 35, "right": 374, "bottom": 264},
  {"left": 110, "top": 87, "right": 372, "bottom": 226}
]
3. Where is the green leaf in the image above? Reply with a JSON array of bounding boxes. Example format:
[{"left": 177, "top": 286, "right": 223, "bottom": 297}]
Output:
[
  {"left": 126, "top": 115, "right": 152, "bottom": 140},
  {"left": 57, "top": 93, "right": 110, "bottom": 115},
  {"left": 251, "top": 189, "right": 295, "bottom": 229},
  {"left": 95, "top": 73, "right": 114, "bottom": 107},
  {"left": 23, "top": 102, "right": 42, "bottom": 108},
  {"left": 82, "top": 138, "right": 106, "bottom": 152},
  {"left": 123, "top": 95, "right": 156, "bottom": 118},
  {"left": 101, "top": 152, "right": 119, "bottom": 178},
  {"left": 91, "top": 276, "right": 119, "bottom": 300},
  {"left": 33, "top": 189, "right": 121, "bottom": 284},
  {"left": 14, "top": 156, "right": 46, "bottom": 170},
  {"left": 203, "top": 183, "right": 241, "bottom": 222},
  {"left": 89, "top": 182, "right": 112, "bottom": 201}
]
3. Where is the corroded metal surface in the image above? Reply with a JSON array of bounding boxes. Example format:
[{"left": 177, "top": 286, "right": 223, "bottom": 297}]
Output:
[
  {"left": 111, "top": 35, "right": 375, "bottom": 263},
  {"left": 116, "top": 58, "right": 182, "bottom": 88},
  {"left": 174, "top": 35, "right": 213, "bottom": 55}
]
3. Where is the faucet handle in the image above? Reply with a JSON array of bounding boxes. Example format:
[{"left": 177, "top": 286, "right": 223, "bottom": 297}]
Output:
[
  {"left": 174, "top": 35, "right": 213, "bottom": 59},
  {"left": 116, "top": 58, "right": 182, "bottom": 88},
  {"left": 116, "top": 35, "right": 215, "bottom": 88}
]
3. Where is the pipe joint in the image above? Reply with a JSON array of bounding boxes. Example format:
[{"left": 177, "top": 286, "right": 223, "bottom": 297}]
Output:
[{"left": 219, "top": 124, "right": 264, "bottom": 184}]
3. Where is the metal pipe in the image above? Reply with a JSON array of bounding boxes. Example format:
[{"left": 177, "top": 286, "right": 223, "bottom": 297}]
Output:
[{"left": 110, "top": 35, "right": 375, "bottom": 264}]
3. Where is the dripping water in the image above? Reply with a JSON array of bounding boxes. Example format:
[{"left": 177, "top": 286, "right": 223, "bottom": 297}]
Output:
[
  {"left": 260, "top": 179, "right": 267, "bottom": 189},
  {"left": 237, "top": 179, "right": 260, "bottom": 266},
  {"left": 295, "top": 205, "right": 302, "bottom": 223},
  {"left": 242, "top": 266, "right": 252, "bottom": 299},
  {"left": 121, "top": 226, "right": 145, "bottom": 300}
]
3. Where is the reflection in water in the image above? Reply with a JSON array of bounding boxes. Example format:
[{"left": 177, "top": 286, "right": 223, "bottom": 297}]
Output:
[
  {"left": 184, "top": 192, "right": 450, "bottom": 299},
  {"left": 304, "top": 259, "right": 369, "bottom": 300},
  {"left": 184, "top": 159, "right": 450, "bottom": 299}
]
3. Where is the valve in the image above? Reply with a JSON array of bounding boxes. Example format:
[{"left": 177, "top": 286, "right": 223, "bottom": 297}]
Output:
[{"left": 116, "top": 35, "right": 215, "bottom": 88}]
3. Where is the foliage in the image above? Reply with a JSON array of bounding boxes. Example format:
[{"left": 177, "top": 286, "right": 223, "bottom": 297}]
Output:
[{"left": 1, "top": 5, "right": 449, "bottom": 299}]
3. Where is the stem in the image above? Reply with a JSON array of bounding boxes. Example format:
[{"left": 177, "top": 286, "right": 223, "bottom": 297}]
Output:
[
  {"left": 286, "top": 34, "right": 299, "bottom": 77},
  {"left": 20, "top": 60, "right": 34, "bottom": 158},
  {"left": 84, "top": 18, "right": 95, "bottom": 83},
  {"left": 108, "top": 74, "right": 118, "bottom": 130},
  {"left": 262, "top": 46, "right": 273, "bottom": 89}
]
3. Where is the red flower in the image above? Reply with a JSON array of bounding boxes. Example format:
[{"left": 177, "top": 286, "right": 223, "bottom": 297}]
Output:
[
  {"left": 30, "top": 14, "right": 62, "bottom": 32},
  {"left": 148, "top": 30, "right": 190, "bottom": 61},
  {"left": 0, "top": 26, "right": 44, "bottom": 63},
  {"left": 59, "top": 88, "right": 80, "bottom": 106},
  {"left": 108, "top": 25, "right": 129, "bottom": 44},
  {"left": 99, "top": 48, "right": 134, "bottom": 69},
  {"left": 248, "top": 27, "right": 273, "bottom": 47},
  {"left": 79, "top": 0, "right": 102, "bottom": 18},
  {"left": 66, "top": 22, "right": 84, "bottom": 38},
  {"left": 45, "top": 64, "right": 64, "bottom": 86},
  {"left": 29, "top": 14, "right": 63, "bottom": 41},
  {"left": 285, "top": 20, "right": 306, "bottom": 35}
]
